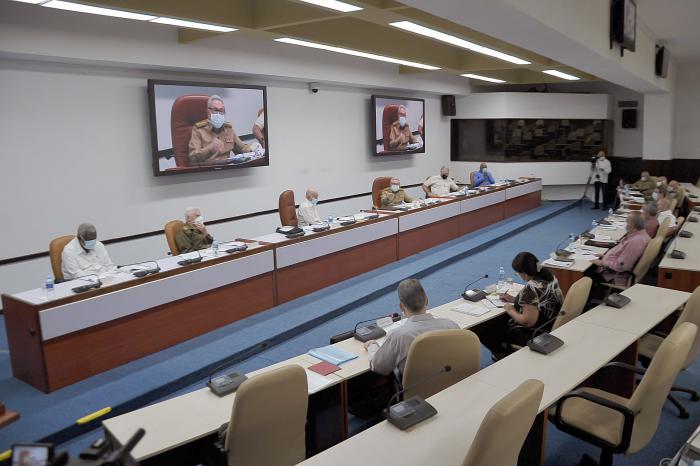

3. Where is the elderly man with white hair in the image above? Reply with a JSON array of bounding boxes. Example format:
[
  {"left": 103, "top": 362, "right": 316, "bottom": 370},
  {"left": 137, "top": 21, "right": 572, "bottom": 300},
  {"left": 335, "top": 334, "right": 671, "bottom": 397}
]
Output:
[
  {"left": 423, "top": 166, "right": 459, "bottom": 197},
  {"left": 297, "top": 187, "right": 322, "bottom": 227},
  {"left": 175, "top": 207, "right": 213, "bottom": 253},
  {"left": 380, "top": 177, "right": 414, "bottom": 208},
  {"left": 61, "top": 223, "right": 115, "bottom": 280}
]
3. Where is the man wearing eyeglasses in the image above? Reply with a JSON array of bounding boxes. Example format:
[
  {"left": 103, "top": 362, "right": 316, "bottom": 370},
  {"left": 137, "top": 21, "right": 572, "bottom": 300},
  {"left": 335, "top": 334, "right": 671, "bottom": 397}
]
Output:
[{"left": 188, "top": 94, "right": 252, "bottom": 164}]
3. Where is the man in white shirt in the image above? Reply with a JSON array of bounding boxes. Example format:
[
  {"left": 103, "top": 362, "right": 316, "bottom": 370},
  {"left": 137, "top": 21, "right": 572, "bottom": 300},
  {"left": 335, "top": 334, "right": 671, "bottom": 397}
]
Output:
[
  {"left": 61, "top": 223, "right": 115, "bottom": 280},
  {"left": 592, "top": 149, "right": 612, "bottom": 210},
  {"left": 296, "top": 187, "right": 322, "bottom": 227},
  {"left": 364, "top": 279, "right": 459, "bottom": 377},
  {"left": 657, "top": 198, "right": 678, "bottom": 237},
  {"left": 423, "top": 166, "right": 459, "bottom": 197}
]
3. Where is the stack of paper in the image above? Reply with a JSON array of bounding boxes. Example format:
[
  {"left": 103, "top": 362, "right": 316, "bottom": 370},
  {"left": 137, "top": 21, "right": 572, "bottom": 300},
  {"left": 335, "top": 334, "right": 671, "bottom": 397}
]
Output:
[
  {"left": 451, "top": 302, "right": 491, "bottom": 316},
  {"left": 308, "top": 345, "right": 358, "bottom": 365},
  {"left": 542, "top": 258, "right": 575, "bottom": 268}
]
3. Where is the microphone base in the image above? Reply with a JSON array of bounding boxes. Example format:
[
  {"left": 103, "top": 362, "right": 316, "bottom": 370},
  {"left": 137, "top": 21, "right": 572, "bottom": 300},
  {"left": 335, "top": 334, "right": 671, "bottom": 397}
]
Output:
[
  {"left": 354, "top": 325, "right": 386, "bottom": 343},
  {"left": 671, "top": 250, "right": 687, "bottom": 260},
  {"left": 527, "top": 333, "right": 564, "bottom": 355},
  {"left": 605, "top": 293, "right": 631, "bottom": 308},
  {"left": 462, "top": 289, "right": 486, "bottom": 302},
  {"left": 225, "top": 245, "right": 248, "bottom": 254},
  {"left": 688, "top": 217, "right": 698, "bottom": 223},
  {"left": 383, "top": 396, "right": 437, "bottom": 430},
  {"left": 680, "top": 231, "right": 694, "bottom": 238},
  {"left": 177, "top": 257, "right": 203, "bottom": 266},
  {"left": 71, "top": 282, "right": 102, "bottom": 293},
  {"left": 207, "top": 372, "right": 248, "bottom": 397}
]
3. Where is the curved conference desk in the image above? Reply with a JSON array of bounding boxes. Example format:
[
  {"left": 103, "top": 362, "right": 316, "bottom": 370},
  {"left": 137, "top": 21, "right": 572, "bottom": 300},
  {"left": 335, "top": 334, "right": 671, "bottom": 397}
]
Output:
[{"left": 2, "top": 179, "right": 541, "bottom": 392}]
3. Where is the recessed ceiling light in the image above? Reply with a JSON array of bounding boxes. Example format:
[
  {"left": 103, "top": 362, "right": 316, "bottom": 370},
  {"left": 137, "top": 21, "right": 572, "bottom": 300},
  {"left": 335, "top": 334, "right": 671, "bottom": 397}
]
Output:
[
  {"left": 389, "top": 21, "right": 530, "bottom": 65},
  {"left": 151, "top": 17, "right": 237, "bottom": 32},
  {"left": 542, "top": 69, "right": 580, "bottom": 80},
  {"left": 461, "top": 73, "right": 506, "bottom": 83},
  {"left": 42, "top": 0, "right": 156, "bottom": 20},
  {"left": 296, "top": 0, "right": 362, "bottom": 12},
  {"left": 275, "top": 37, "right": 440, "bottom": 70}
]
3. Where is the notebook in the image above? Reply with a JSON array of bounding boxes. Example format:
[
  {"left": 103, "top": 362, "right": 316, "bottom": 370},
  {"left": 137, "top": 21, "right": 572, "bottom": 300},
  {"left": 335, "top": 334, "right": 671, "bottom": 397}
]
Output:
[{"left": 308, "top": 345, "right": 358, "bottom": 366}]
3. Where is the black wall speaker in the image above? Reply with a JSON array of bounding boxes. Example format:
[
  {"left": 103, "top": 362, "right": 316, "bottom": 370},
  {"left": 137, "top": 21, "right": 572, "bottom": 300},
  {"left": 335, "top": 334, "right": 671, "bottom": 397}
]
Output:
[
  {"left": 655, "top": 45, "right": 669, "bottom": 78},
  {"left": 622, "top": 109, "right": 637, "bottom": 129},
  {"left": 441, "top": 95, "right": 456, "bottom": 116}
]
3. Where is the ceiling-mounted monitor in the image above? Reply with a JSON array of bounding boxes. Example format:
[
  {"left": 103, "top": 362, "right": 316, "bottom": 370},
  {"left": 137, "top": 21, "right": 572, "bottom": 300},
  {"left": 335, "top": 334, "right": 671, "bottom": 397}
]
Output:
[{"left": 610, "top": 0, "right": 637, "bottom": 53}]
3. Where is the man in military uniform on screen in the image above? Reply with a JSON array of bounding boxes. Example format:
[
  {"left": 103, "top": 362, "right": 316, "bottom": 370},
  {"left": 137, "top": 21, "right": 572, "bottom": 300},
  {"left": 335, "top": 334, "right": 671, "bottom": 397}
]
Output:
[
  {"left": 188, "top": 94, "right": 252, "bottom": 164},
  {"left": 388, "top": 105, "right": 419, "bottom": 151}
]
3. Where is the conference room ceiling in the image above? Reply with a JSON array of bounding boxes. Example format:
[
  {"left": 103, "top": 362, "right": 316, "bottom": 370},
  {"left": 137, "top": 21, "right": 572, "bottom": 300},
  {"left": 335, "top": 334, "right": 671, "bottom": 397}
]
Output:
[{"left": 49, "top": 0, "right": 598, "bottom": 84}]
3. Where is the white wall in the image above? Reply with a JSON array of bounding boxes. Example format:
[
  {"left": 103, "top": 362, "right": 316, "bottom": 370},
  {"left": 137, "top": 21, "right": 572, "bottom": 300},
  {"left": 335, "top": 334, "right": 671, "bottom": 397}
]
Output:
[
  {"left": 454, "top": 92, "right": 611, "bottom": 120},
  {"left": 642, "top": 93, "right": 675, "bottom": 160},
  {"left": 674, "top": 61, "right": 700, "bottom": 159}
]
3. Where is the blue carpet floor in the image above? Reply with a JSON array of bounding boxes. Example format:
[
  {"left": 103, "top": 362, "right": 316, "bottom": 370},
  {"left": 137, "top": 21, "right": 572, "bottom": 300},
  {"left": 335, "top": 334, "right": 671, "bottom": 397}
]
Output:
[{"left": 1, "top": 200, "right": 698, "bottom": 465}]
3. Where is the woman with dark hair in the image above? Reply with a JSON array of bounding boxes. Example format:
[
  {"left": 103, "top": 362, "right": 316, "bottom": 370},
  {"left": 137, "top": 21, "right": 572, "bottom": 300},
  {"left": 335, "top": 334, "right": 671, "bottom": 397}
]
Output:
[{"left": 473, "top": 252, "right": 564, "bottom": 360}]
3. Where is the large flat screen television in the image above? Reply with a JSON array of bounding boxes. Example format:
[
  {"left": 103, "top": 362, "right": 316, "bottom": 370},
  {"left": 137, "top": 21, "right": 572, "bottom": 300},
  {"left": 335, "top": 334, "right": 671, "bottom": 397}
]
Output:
[
  {"left": 147, "top": 80, "right": 269, "bottom": 176},
  {"left": 610, "top": 0, "right": 636, "bottom": 52},
  {"left": 372, "top": 95, "right": 425, "bottom": 156}
]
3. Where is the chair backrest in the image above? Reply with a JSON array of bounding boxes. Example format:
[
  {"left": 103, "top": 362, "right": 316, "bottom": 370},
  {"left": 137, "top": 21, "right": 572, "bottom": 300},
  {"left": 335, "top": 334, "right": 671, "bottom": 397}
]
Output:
[
  {"left": 552, "top": 277, "right": 592, "bottom": 331},
  {"left": 461, "top": 379, "right": 544, "bottom": 466},
  {"left": 372, "top": 177, "right": 392, "bottom": 208},
  {"left": 164, "top": 220, "right": 184, "bottom": 256},
  {"left": 672, "top": 286, "right": 700, "bottom": 368},
  {"left": 627, "top": 322, "right": 697, "bottom": 453},
  {"left": 279, "top": 190, "right": 298, "bottom": 227},
  {"left": 50, "top": 235, "right": 75, "bottom": 281},
  {"left": 170, "top": 95, "right": 209, "bottom": 168},
  {"left": 381, "top": 105, "right": 400, "bottom": 151},
  {"left": 402, "top": 329, "right": 480, "bottom": 400},
  {"left": 469, "top": 171, "right": 477, "bottom": 187},
  {"left": 631, "top": 236, "right": 663, "bottom": 285},
  {"left": 656, "top": 218, "right": 671, "bottom": 239},
  {"left": 669, "top": 198, "right": 678, "bottom": 213},
  {"left": 225, "top": 365, "right": 308, "bottom": 466}
]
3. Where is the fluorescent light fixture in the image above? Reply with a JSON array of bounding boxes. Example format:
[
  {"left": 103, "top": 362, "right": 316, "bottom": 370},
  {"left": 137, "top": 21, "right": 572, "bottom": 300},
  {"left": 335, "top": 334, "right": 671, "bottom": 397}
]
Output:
[
  {"left": 542, "top": 69, "right": 580, "bottom": 80},
  {"left": 461, "top": 73, "right": 506, "bottom": 83},
  {"left": 389, "top": 21, "right": 530, "bottom": 65},
  {"left": 11, "top": 0, "right": 49, "bottom": 4},
  {"left": 42, "top": 0, "right": 156, "bottom": 20},
  {"left": 150, "top": 17, "right": 237, "bottom": 32},
  {"left": 296, "top": 0, "right": 362, "bottom": 12},
  {"left": 275, "top": 37, "right": 440, "bottom": 70}
]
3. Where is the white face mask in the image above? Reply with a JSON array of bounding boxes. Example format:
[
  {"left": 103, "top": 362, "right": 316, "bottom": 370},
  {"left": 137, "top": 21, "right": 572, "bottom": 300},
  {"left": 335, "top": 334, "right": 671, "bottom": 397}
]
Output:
[
  {"left": 641, "top": 176, "right": 648, "bottom": 182},
  {"left": 194, "top": 215, "right": 204, "bottom": 225},
  {"left": 481, "top": 167, "right": 487, "bottom": 174},
  {"left": 399, "top": 116, "right": 407, "bottom": 127},
  {"left": 657, "top": 181, "right": 662, "bottom": 187},
  {"left": 652, "top": 191, "right": 659, "bottom": 200},
  {"left": 210, "top": 113, "right": 225, "bottom": 129},
  {"left": 82, "top": 239, "right": 97, "bottom": 250},
  {"left": 391, "top": 184, "right": 400, "bottom": 192}
]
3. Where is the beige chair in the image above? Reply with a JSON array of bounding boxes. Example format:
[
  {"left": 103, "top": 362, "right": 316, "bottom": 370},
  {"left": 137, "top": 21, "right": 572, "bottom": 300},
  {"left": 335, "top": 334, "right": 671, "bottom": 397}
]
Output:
[
  {"left": 461, "top": 379, "right": 544, "bottom": 466},
  {"left": 601, "top": 236, "right": 663, "bottom": 293},
  {"left": 402, "top": 329, "right": 480, "bottom": 400},
  {"left": 639, "top": 285, "right": 700, "bottom": 418},
  {"left": 164, "top": 220, "right": 184, "bottom": 256},
  {"left": 669, "top": 198, "right": 678, "bottom": 214},
  {"left": 552, "top": 277, "right": 592, "bottom": 330},
  {"left": 225, "top": 365, "right": 308, "bottom": 466},
  {"left": 49, "top": 235, "right": 75, "bottom": 282},
  {"left": 655, "top": 218, "right": 671, "bottom": 239},
  {"left": 552, "top": 322, "right": 698, "bottom": 466}
]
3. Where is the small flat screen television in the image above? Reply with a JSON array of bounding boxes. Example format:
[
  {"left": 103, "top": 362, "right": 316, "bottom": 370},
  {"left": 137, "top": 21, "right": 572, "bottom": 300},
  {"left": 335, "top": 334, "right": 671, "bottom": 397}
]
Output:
[
  {"left": 611, "top": 0, "right": 636, "bottom": 52},
  {"left": 372, "top": 95, "right": 425, "bottom": 156},
  {"left": 147, "top": 80, "right": 269, "bottom": 176}
]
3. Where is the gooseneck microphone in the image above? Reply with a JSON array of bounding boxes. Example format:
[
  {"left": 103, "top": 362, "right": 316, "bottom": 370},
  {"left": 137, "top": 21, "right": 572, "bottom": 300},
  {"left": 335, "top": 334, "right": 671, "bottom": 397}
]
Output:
[
  {"left": 206, "top": 360, "right": 248, "bottom": 397},
  {"left": 353, "top": 312, "right": 401, "bottom": 342},
  {"left": 101, "top": 428, "right": 146, "bottom": 466},
  {"left": 71, "top": 274, "right": 103, "bottom": 293},
  {"left": 383, "top": 365, "right": 451, "bottom": 430},
  {"left": 462, "top": 274, "right": 488, "bottom": 302},
  {"left": 177, "top": 249, "right": 203, "bottom": 266},
  {"left": 670, "top": 220, "right": 690, "bottom": 260},
  {"left": 119, "top": 260, "right": 161, "bottom": 278}
]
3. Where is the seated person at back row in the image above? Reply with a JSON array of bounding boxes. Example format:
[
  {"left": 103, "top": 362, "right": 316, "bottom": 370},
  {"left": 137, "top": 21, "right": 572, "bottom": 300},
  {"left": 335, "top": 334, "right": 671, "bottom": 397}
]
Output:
[
  {"left": 627, "top": 170, "right": 656, "bottom": 199},
  {"left": 586, "top": 212, "right": 650, "bottom": 285},
  {"left": 176, "top": 207, "right": 213, "bottom": 253},
  {"left": 472, "top": 252, "right": 563, "bottom": 360},
  {"left": 381, "top": 177, "right": 414, "bottom": 208},
  {"left": 472, "top": 162, "right": 495, "bottom": 188},
  {"left": 423, "top": 166, "right": 459, "bottom": 197},
  {"left": 297, "top": 187, "right": 322, "bottom": 227},
  {"left": 657, "top": 198, "right": 678, "bottom": 236},
  {"left": 62, "top": 223, "right": 115, "bottom": 280},
  {"left": 642, "top": 202, "right": 659, "bottom": 238},
  {"left": 188, "top": 94, "right": 252, "bottom": 165},
  {"left": 364, "top": 278, "right": 459, "bottom": 377},
  {"left": 389, "top": 105, "right": 419, "bottom": 151}
]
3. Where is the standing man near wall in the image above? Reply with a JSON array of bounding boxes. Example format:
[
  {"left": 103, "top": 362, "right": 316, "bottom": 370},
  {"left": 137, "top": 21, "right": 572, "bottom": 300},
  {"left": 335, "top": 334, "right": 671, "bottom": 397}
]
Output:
[{"left": 592, "top": 149, "right": 612, "bottom": 210}]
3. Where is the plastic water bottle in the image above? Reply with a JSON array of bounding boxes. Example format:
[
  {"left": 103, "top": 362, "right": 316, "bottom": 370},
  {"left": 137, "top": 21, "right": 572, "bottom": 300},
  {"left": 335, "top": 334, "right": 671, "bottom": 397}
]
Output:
[
  {"left": 212, "top": 239, "right": 219, "bottom": 255},
  {"left": 568, "top": 233, "right": 576, "bottom": 244},
  {"left": 44, "top": 275, "right": 55, "bottom": 300},
  {"left": 608, "top": 208, "right": 614, "bottom": 216},
  {"left": 498, "top": 267, "right": 506, "bottom": 288},
  {"left": 327, "top": 215, "right": 333, "bottom": 225},
  {"left": 624, "top": 185, "right": 630, "bottom": 196}
]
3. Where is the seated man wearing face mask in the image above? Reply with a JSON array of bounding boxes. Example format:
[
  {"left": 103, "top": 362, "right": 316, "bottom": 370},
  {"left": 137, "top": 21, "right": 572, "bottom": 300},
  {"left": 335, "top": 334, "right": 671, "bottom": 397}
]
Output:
[
  {"left": 628, "top": 170, "right": 656, "bottom": 199},
  {"left": 388, "top": 105, "right": 419, "bottom": 151},
  {"left": 61, "top": 223, "right": 116, "bottom": 280},
  {"left": 297, "top": 187, "right": 322, "bottom": 227},
  {"left": 472, "top": 162, "right": 495, "bottom": 188},
  {"left": 188, "top": 95, "right": 252, "bottom": 165},
  {"left": 381, "top": 177, "right": 414, "bottom": 208},
  {"left": 176, "top": 207, "right": 213, "bottom": 253},
  {"left": 423, "top": 166, "right": 459, "bottom": 197}
]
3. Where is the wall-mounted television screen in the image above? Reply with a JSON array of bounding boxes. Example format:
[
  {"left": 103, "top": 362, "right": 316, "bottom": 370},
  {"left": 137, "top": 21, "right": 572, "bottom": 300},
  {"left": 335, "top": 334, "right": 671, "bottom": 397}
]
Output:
[
  {"left": 148, "top": 80, "right": 269, "bottom": 176},
  {"left": 451, "top": 119, "right": 610, "bottom": 162},
  {"left": 372, "top": 95, "right": 425, "bottom": 156},
  {"left": 611, "top": 0, "right": 636, "bottom": 52}
]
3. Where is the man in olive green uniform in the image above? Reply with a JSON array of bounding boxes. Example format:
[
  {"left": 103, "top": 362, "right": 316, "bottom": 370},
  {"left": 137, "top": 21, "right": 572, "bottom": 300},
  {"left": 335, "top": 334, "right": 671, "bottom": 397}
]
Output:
[
  {"left": 388, "top": 105, "right": 418, "bottom": 151},
  {"left": 629, "top": 171, "right": 656, "bottom": 199},
  {"left": 381, "top": 177, "right": 414, "bottom": 208},
  {"left": 176, "top": 207, "right": 213, "bottom": 253},
  {"left": 188, "top": 95, "right": 252, "bottom": 165}
]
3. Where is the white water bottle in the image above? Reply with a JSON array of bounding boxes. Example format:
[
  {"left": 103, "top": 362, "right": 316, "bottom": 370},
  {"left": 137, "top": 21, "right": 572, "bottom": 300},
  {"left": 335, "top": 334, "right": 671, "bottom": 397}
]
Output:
[
  {"left": 212, "top": 239, "right": 219, "bottom": 255},
  {"left": 44, "top": 275, "right": 55, "bottom": 300}
]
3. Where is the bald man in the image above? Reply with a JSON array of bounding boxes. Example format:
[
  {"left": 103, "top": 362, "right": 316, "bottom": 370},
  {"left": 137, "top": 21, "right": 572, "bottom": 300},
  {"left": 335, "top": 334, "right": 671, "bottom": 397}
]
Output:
[
  {"left": 61, "top": 223, "right": 115, "bottom": 280},
  {"left": 381, "top": 177, "right": 414, "bottom": 207},
  {"left": 297, "top": 188, "right": 322, "bottom": 226},
  {"left": 423, "top": 166, "right": 459, "bottom": 197}
]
